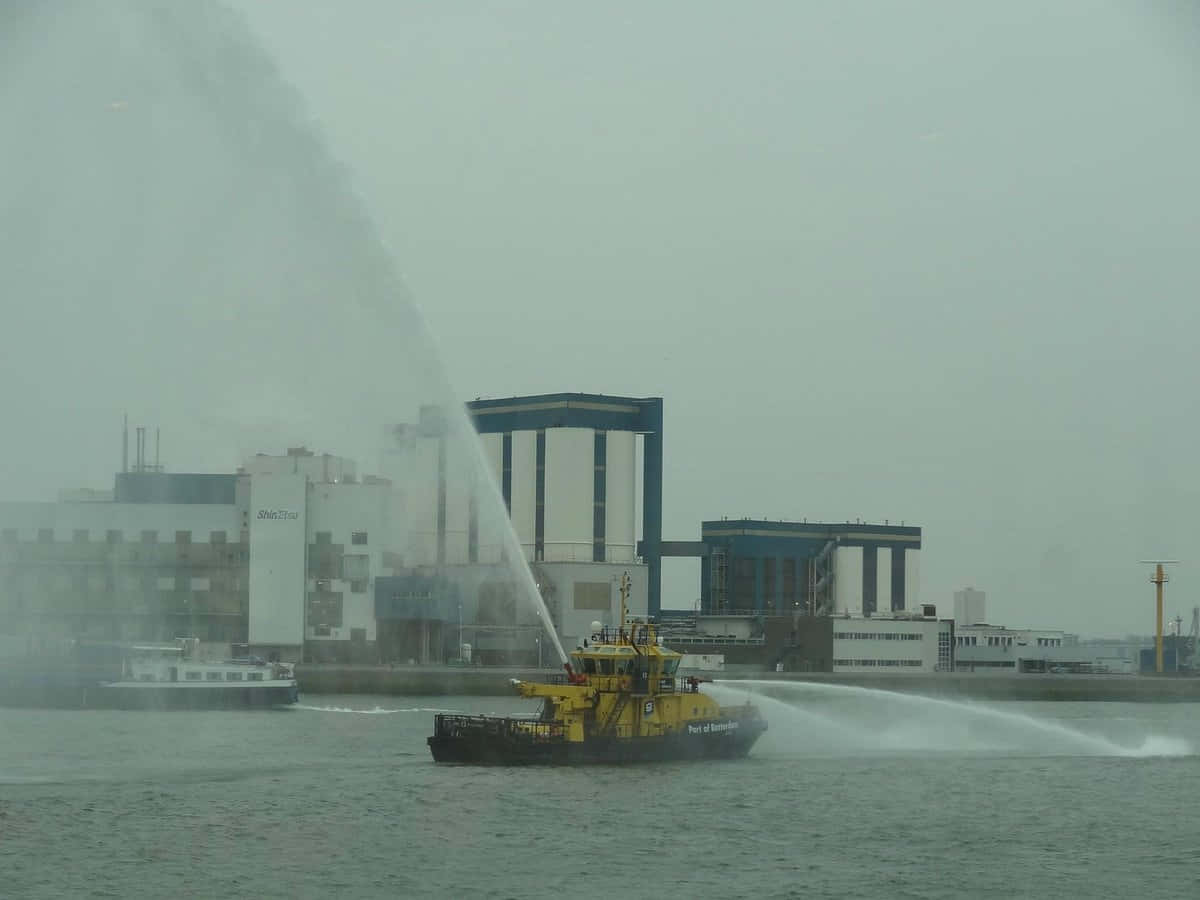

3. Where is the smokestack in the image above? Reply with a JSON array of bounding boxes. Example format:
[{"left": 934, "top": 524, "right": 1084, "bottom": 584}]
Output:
[
  {"left": 155, "top": 428, "right": 160, "bottom": 472},
  {"left": 122, "top": 413, "right": 128, "bottom": 473}
]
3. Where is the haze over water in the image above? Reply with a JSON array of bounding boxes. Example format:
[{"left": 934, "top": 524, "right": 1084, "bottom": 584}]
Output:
[{"left": 3, "top": 696, "right": 1198, "bottom": 899}]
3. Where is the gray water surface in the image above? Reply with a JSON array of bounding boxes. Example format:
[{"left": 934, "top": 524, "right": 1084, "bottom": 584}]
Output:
[{"left": 3, "top": 695, "right": 1198, "bottom": 899}]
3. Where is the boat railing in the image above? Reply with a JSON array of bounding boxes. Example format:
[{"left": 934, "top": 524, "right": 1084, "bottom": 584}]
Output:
[
  {"left": 650, "top": 676, "right": 704, "bottom": 694},
  {"left": 433, "top": 714, "right": 566, "bottom": 744},
  {"left": 591, "top": 625, "right": 658, "bottom": 647}
]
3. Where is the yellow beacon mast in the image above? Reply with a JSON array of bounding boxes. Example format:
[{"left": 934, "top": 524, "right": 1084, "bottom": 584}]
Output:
[{"left": 1140, "top": 560, "right": 1179, "bottom": 674}]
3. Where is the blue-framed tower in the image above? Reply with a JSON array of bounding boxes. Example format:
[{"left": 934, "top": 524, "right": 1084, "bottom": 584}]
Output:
[{"left": 466, "top": 393, "right": 665, "bottom": 617}]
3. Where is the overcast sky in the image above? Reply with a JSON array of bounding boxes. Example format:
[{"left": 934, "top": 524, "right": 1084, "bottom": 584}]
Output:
[{"left": 5, "top": 2, "right": 1199, "bottom": 636}]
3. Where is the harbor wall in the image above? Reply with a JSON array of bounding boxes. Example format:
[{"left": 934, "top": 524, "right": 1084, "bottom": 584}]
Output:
[{"left": 295, "top": 665, "right": 1200, "bottom": 702}]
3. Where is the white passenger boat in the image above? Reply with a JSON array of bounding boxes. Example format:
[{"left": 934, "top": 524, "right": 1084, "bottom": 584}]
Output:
[{"left": 98, "top": 639, "right": 300, "bottom": 709}]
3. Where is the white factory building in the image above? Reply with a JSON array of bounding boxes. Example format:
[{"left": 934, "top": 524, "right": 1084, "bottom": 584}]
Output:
[
  {"left": 0, "top": 448, "right": 405, "bottom": 662},
  {"left": 953, "top": 624, "right": 1090, "bottom": 673},
  {"left": 383, "top": 397, "right": 657, "bottom": 656},
  {"left": 1, "top": 396, "right": 664, "bottom": 665},
  {"left": 833, "top": 610, "right": 953, "bottom": 674}
]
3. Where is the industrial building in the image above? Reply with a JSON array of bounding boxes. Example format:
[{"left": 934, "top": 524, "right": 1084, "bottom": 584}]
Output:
[
  {"left": 677, "top": 519, "right": 921, "bottom": 616},
  {"left": 374, "top": 393, "right": 660, "bottom": 659},
  {"left": 832, "top": 613, "right": 953, "bottom": 673},
  {"left": 1, "top": 395, "right": 953, "bottom": 675},
  {"left": 0, "top": 448, "right": 404, "bottom": 662},
  {"left": 655, "top": 515, "right": 941, "bottom": 673},
  {"left": 953, "top": 587, "right": 987, "bottom": 627},
  {"left": 952, "top": 625, "right": 1087, "bottom": 673},
  {"left": 0, "top": 394, "right": 661, "bottom": 665}
]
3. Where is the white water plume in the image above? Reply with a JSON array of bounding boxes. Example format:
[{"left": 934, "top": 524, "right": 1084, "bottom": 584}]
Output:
[
  {"left": 0, "top": 0, "right": 566, "bottom": 665},
  {"left": 713, "top": 680, "right": 1194, "bottom": 758}
]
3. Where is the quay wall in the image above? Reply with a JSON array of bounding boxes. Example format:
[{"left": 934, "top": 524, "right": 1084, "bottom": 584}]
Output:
[{"left": 295, "top": 665, "right": 1200, "bottom": 702}]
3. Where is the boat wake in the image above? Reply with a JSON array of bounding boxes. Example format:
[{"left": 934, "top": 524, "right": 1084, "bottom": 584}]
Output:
[
  {"left": 296, "top": 704, "right": 459, "bottom": 715},
  {"left": 710, "top": 680, "right": 1194, "bottom": 759}
]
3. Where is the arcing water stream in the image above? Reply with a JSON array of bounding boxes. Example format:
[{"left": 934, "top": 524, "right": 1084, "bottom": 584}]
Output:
[
  {"left": 711, "top": 680, "right": 1194, "bottom": 758},
  {"left": 0, "top": 1, "right": 566, "bottom": 663}
]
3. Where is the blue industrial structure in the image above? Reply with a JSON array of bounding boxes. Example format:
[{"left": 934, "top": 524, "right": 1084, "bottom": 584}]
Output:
[
  {"left": 697, "top": 519, "right": 921, "bottom": 615},
  {"left": 466, "top": 393, "right": 665, "bottom": 616}
]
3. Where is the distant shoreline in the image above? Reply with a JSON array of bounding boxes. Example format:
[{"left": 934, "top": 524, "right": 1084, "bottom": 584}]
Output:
[{"left": 295, "top": 665, "right": 1200, "bottom": 702}]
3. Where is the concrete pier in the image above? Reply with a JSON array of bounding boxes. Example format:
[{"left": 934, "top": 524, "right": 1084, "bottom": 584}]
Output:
[{"left": 295, "top": 665, "right": 1200, "bottom": 702}]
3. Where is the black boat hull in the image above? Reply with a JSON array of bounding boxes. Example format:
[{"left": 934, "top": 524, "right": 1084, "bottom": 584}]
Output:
[{"left": 428, "top": 716, "right": 767, "bottom": 765}]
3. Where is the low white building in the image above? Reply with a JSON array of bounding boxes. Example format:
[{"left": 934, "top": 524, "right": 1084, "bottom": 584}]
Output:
[
  {"left": 832, "top": 613, "right": 953, "bottom": 673},
  {"left": 954, "top": 624, "right": 1083, "bottom": 673}
]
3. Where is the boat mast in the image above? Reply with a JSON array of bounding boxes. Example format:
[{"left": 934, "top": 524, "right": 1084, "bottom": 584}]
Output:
[{"left": 619, "top": 571, "right": 630, "bottom": 644}]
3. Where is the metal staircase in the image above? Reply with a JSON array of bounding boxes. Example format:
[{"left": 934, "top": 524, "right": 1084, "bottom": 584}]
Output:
[{"left": 598, "top": 692, "right": 630, "bottom": 735}]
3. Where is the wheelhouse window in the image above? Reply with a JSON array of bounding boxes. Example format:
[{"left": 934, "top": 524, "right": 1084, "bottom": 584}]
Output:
[
  {"left": 185, "top": 671, "right": 202, "bottom": 681},
  {"left": 206, "top": 672, "right": 222, "bottom": 681},
  {"left": 661, "top": 657, "right": 680, "bottom": 675},
  {"left": 247, "top": 672, "right": 264, "bottom": 682},
  {"left": 598, "top": 658, "right": 614, "bottom": 675},
  {"left": 225, "top": 671, "right": 242, "bottom": 681}
]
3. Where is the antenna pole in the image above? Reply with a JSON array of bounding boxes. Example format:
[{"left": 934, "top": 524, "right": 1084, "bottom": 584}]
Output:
[
  {"left": 1141, "top": 560, "right": 1178, "bottom": 675},
  {"left": 1155, "top": 563, "right": 1165, "bottom": 674}
]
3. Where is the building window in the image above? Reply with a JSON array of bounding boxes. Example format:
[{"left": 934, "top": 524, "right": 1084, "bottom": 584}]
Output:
[
  {"left": 763, "top": 557, "right": 777, "bottom": 612},
  {"left": 307, "top": 591, "right": 343, "bottom": 628},
  {"left": 534, "top": 429, "right": 545, "bottom": 562},
  {"left": 206, "top": 672, "right": 223, "bottom": 681},
  {"left": 342, "top": 554, "right": 369, "bottom": 580},
  {"left": 350, "top": 579, "right": 368, "bottom": 594},
  {"left": 247, "top": 672, "right": 264, "bottom": 681},
  {"left": 210, "top": 530, "right": 227, "bottom": 544},
  {"left": 315, "top": 531, "right": 332, "bottom": 545},
  {"left": 351, "top": 532, "right": 368, "bottom": 546},
  {"left": 468, "top": 488, "right": 479, "bottom": 564},
  {"left": 225, "top": 671, "right": 242, "bottom": 681},
  {"left": 175, "top": 531, "right": 191, "bottom": 544},
  {"left": 185, "top": 671, "right": 202, "bottom": 681},
  {"left": 593, "top": 431, "right": 606, "bottom": 563},
  {"left": 501, "top": 433, "right": 513, "bottom": 513}
]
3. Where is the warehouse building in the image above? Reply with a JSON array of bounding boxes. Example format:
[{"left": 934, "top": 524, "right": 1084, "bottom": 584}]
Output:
[
  {"left": 376, "top": 394, "right": 659, "bottom": 656},
  {"left": 0, "top": 448, "right": 404, "bottom": 663},
  {"left": 690, "top": 519, "right": 921, "bottom": 616}
]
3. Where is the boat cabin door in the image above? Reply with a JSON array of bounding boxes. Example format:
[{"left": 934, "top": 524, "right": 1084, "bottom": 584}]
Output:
[{"left": 633, "top": 660, "right": 650, "bottom": 694}]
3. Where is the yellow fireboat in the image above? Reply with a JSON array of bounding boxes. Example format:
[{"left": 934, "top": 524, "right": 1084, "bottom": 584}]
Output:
[{"left": 428, "top": 574, "right": 767, "bottom": 764}]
